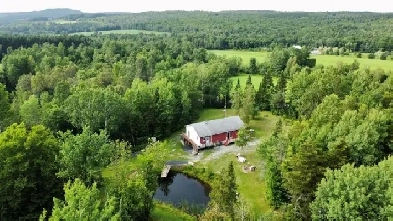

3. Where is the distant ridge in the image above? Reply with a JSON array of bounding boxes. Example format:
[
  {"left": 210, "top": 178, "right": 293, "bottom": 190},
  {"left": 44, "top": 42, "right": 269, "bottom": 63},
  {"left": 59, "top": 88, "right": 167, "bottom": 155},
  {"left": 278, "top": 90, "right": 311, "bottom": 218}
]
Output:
[{"left": 0, "top": 8, "right": 83, "bottom": 24}]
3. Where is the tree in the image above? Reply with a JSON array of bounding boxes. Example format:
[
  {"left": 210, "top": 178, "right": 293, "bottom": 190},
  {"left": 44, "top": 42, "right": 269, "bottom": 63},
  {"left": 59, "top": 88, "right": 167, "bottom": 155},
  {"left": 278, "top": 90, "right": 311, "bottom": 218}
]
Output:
[
  {"left": 206, "top": 161, "right": 238, "bottom": 219},
  {"left": 236, "top": 125, "right": 252, "bottom": 149},
  {"left": 19, "top": 94, "right": 42, "bottom": 127},
  {"left": 0, "top": 83, "right": 10, "bottom": 131},
  {"left": 255, "top": 71, "right": 273, "bottom": 111},
  {"left": 310, "top": 157, "right": 393, "bottom": 219},
  {"left": 282, "top": 141, "right": 327, "bottom": 219},
  {"left": 240, "top": 82, "right": 256, "bottom": 124},
  {"left": 0, "top": 123, "right": 62, "bottom": 220},
  {"left": 44, "top": 179, "right": 120, "bottom": 220},
  {"left": 249, "top": 58, "right": 258, "bottom": 74},
  {"left": 231, "top": 83, "right": 243, "bottom": 115},
  {"left": 57, "top": 127, "right": 116, "bottom": 186}
]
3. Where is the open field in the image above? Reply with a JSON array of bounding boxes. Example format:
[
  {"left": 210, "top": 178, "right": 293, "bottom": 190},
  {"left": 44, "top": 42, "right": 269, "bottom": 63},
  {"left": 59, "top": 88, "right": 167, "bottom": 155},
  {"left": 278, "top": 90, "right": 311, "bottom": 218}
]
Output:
[
  {"left": 209, "top": 50, "right": 393, "bottom": 71},
  {"left": 72, "top": 29, "right": 170, "bottom": 36},
  {"left": 310, "top": 54, "right": 393, "bottom": 71},
  {"left": 209, "top": 50, "right": 269, "bottom": 65},
  {"left": 51, "top": 19, "right": 77, "bottom": 24},
  {"left": 150, "top": 201, "right": 195, "bottom": 221}
]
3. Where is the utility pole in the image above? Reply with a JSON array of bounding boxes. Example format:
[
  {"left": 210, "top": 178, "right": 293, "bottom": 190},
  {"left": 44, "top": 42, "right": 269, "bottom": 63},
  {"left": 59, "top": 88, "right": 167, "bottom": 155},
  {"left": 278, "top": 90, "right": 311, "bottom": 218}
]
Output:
[{"left": 224, "top": 94, "right": 227, "bottom": 118}]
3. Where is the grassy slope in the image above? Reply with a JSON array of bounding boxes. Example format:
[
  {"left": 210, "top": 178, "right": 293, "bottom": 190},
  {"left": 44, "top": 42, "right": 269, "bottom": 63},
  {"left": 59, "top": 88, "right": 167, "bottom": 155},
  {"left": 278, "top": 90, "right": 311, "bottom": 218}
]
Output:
[
  {"left": 150, "top": 201, "right": 196, "bottom": 221},
  {"left": 209, "top": 50, "right": 269, "bottom": 65},
  {"left": 73, "top": 29, "right": 170, "bottom": 35},
  {"left": 209, "top": 50, "right": 393, "bottom": 71}
]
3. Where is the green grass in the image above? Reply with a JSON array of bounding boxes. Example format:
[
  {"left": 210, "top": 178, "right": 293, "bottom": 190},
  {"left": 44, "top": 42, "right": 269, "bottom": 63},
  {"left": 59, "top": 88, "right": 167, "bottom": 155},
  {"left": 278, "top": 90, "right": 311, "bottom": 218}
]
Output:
[
  {"left": 72, "top": 29, "right": 170, "bottom": 36},
  {"left": 150, "top": 201, "right": 196, "bottom": 221},
  {"left": 209, "top": 50, "right": 269, "bottom": 65},
  {"left": 310, "top": 54, "right": 393, "bottom": 71},
  {"left": 209, "top": 50, "right": 393, "bottom": 71},
  {"left": 51, "top": 19, "right": 77, "bottom": 24},
  {"left": 229, "top": 74, "right": 263, "bottom": 91}
]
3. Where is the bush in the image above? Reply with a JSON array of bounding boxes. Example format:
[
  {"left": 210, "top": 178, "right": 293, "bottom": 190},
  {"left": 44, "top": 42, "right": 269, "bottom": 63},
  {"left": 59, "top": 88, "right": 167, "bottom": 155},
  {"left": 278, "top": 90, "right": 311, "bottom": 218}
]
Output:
[
  {"left": 368, "top": 53, "right": 375, "bottom": 59},
  {"left": 356, "top": 53, "right": 362, "bottom": 58}
]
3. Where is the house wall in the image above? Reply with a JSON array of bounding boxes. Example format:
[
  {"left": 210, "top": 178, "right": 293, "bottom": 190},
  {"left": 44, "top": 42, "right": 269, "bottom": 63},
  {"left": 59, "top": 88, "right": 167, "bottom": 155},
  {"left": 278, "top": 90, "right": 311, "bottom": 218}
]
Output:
[
  {"left": 186, "top": 126, "right": 201, "bottom": 146},
  {"left": 212, "top": 132, "right": 227, "bottom": 143}
]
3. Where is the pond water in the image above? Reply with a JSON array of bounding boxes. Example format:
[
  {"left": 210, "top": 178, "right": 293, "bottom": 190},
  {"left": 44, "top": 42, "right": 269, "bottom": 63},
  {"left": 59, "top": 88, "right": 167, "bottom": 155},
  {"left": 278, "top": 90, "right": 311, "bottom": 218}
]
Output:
[{"left": 154, "top": 171, "right": 211, "bottom": 208}]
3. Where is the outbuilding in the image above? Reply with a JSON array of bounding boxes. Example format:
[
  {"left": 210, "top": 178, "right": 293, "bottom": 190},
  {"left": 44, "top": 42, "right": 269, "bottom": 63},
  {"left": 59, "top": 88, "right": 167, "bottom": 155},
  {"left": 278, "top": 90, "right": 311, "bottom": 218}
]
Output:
[{"left": 181, "top": 116, "right": 244, "bottom": 151}]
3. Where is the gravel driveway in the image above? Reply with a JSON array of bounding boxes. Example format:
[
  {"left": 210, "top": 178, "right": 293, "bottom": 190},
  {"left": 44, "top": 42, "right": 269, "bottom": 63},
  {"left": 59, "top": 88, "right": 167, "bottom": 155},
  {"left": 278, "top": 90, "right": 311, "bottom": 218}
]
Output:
[{"left": 185, "top": 140, "right": 261, "bottom": 163}]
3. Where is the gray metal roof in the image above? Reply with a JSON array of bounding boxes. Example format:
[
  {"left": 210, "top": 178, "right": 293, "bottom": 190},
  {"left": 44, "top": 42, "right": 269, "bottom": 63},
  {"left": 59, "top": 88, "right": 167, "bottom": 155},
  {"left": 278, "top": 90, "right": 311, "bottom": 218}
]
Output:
[{"left": 188, "top": 116, "right": 244, "bottom": 137}]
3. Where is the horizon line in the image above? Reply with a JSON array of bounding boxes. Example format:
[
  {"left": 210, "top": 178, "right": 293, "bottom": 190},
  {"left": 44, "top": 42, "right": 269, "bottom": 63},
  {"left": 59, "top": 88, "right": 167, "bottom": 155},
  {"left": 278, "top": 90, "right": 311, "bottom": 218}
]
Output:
[{"left": 1, "top": 8, "right": 393, "bottom": 14}]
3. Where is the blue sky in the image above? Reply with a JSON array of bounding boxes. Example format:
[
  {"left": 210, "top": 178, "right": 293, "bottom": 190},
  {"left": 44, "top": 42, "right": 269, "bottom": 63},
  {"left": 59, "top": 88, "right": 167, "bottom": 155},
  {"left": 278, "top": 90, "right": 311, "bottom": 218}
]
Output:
[{"left": 0, "top": 0, "right": 391, "bottom": 13}]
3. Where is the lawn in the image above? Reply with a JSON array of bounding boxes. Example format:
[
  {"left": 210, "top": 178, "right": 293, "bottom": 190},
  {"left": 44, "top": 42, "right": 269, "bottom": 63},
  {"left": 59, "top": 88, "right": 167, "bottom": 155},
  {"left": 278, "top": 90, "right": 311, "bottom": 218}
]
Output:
[
  {"left": 310, "top": 54, "right": 393, "bottom": 71},
  {"left": 209, "top": 50, "right": 393, "bottom": 71},
  {"left": 150, "top": 200, "right": 196, "bottom": 221},
  {"left": 229, "top": 74, "right": 278, "bottom": 92},
  {"left": 72, "top": 29, "right": 170, "bottom": 36},
  {"left": 209, "top": 50, "right": 269, "bottom": 65},
  {"left": 229, "top": 74, "right": 263, "bottom": 91}
]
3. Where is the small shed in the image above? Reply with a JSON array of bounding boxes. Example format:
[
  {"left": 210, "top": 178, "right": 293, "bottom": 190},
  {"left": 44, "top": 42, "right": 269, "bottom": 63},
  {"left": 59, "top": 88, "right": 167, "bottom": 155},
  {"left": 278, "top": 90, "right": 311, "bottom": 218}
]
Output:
[{"left": 181, "top": 116, "right": 244, "bottom": 150}]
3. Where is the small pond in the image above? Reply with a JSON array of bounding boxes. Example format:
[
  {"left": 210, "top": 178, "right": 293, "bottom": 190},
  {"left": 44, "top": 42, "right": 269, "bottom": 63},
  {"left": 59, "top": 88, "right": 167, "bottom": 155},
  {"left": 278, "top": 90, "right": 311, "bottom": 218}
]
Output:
[{"left": 154, "top": 171, "right": 211, "bottom": 208}]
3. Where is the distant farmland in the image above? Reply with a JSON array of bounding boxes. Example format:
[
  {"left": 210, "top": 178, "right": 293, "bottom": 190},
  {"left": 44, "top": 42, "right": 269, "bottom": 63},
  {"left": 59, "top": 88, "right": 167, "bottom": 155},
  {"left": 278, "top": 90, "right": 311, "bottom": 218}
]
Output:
[
  {"left": 72, "top": 29, "right": 170, "bottom": 36},
  {"left": 209, "top": 50, "right": 393, "bottom": 71}
]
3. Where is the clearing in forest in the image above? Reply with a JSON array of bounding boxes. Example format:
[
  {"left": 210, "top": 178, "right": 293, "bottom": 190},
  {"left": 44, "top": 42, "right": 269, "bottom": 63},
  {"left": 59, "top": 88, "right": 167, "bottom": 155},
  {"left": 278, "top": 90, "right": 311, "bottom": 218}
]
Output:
[
  {"left": 72, "top": 29, "right": 170, "bottom": 36},
  {"left": 209, "top": 50, "right": 393, "bottom": 71}
]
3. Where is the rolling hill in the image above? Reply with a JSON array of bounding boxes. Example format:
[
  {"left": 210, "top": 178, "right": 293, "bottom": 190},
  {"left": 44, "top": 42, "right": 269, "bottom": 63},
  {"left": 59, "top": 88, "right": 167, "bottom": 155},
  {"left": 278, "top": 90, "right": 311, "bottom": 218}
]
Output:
[{"left": 0, "top": 8, "right": 83, "bottom": 24}]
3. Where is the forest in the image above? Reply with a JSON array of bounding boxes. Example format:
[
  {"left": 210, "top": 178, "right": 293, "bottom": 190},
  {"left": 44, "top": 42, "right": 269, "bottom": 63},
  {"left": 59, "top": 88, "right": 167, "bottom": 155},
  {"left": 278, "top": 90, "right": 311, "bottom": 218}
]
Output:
[
  {"left": 0, "top": 10, "right": 392, "bottom": 220},
  {"left": 1, "top": 11, "right": 393, "bottom": 52}
]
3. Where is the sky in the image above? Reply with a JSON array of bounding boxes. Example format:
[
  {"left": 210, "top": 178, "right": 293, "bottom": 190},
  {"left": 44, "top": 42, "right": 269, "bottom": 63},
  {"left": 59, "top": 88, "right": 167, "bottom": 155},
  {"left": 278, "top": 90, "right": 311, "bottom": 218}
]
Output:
[{"left": 0, "top": 0, "right": 391, "bottom": 13}]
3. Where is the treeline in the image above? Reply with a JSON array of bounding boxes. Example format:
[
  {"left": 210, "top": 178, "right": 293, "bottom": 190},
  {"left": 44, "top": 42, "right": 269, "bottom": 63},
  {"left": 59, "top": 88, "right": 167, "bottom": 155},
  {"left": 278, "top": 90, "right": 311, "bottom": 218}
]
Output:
[{"left": 1, "top": 11, "right": 393, "bottom": 52}]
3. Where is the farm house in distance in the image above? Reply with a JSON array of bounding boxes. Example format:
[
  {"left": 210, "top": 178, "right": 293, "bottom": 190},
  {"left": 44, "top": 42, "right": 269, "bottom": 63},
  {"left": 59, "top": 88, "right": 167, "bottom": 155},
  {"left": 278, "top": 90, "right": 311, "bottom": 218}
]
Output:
[{"left": 181, "top": 116, "right": 244, "bottom": 153}]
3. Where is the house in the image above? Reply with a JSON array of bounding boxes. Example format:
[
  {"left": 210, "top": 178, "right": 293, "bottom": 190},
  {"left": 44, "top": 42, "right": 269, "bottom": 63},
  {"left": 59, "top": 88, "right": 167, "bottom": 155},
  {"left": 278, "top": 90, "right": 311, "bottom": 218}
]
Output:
[{"left": 181, "top": 116, "right": 244, "bottom": 151}]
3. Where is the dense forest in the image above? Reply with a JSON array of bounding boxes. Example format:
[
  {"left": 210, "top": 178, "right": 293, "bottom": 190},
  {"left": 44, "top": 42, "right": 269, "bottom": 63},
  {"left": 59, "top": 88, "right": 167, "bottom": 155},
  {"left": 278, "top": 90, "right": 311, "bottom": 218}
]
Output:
[
  {"left": 1, "top": 11, "right": 393, "bottom": 52},
  {"left": 0, "top": 10, "right": 392, "bottom": 220}
]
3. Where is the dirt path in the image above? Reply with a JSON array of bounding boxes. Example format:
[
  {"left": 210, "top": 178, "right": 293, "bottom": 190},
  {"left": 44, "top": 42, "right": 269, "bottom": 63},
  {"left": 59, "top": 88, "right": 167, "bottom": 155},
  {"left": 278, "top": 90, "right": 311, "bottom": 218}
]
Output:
[{"left": 186, "top": 140, "right": 261, "bottom": 163}]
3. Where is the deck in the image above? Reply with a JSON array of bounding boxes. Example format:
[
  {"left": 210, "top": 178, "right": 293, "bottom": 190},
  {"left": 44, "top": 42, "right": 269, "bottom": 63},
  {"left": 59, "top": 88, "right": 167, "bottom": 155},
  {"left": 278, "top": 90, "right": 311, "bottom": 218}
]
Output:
[
  {"left": 180, "top": 133, "right": 199, "bottom": 154},
  {"left": 160, "top": 160, "right": 190, "bottom": 177}
]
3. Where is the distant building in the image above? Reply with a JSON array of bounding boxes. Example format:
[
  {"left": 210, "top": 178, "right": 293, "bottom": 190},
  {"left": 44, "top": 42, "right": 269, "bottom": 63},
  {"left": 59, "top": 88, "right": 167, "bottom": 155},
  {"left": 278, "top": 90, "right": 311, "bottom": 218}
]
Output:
[
  {"left": 293, "top": 45, "right": 302, "bottom": 49},
  {"left": 181, "top": 116, "right": 244, "bottom": 151},
  {"left": 311, "top": 48, "right": 322, "bottom": 55}
]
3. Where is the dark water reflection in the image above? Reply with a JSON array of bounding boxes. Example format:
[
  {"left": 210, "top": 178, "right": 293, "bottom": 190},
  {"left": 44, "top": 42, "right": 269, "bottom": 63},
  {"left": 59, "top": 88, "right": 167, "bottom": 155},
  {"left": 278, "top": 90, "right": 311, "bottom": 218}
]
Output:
[{"left": 154, "top": 171, "right": 211, "bottom": 207}]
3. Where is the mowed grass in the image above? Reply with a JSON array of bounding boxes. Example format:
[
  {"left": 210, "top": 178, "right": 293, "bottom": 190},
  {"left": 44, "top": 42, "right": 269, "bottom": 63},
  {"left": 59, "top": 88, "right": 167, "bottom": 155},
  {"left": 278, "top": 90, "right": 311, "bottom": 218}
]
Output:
[
  {"left": 195, "top": 108, "right": 284, "bottom": 215},
  {"left": 72, "top": 29, "right": 170, "bottom": 36},
  {"left": 230, "top": 74, "right": 263, "bottom": 91},
  {"left": 310, "top": 54, "right": 393, "bottom": 71},
  {"left": 209, "top": 50, "right": 269, "bottom": 65},
  {"left": 150, "top": 201, "right": 196, "bottom": 221},
  {"left": 209, "top": 50, "right": 393, "bottom": 71},
  {"left": 229, "top": 74, "right": 278, "bottom": 92}
]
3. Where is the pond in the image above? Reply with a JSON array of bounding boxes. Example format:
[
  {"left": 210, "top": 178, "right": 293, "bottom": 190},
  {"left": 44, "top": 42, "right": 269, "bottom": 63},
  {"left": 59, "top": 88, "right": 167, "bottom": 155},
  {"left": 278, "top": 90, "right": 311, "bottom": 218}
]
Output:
[{"left": 154, "top": 171, "right": 211, "bottom": 208}]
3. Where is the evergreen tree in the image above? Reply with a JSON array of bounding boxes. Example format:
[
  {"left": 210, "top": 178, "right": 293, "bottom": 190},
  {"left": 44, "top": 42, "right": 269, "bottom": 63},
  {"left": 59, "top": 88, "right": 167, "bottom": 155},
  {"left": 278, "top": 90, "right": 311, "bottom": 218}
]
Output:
[
  {"left": 208, "top": 161, "right": 238, "bottom": 220},
  {"left": 255, "top": 72, "right": 273, "bottom": 111},
  {"left": 246, "top": 74, "right": 252, "bottom": 86}
]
